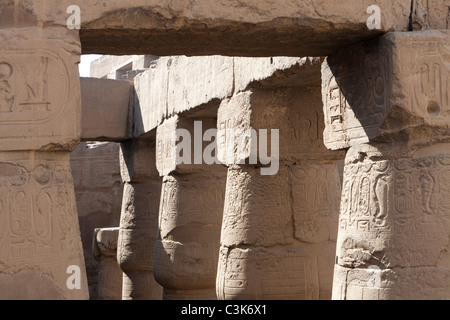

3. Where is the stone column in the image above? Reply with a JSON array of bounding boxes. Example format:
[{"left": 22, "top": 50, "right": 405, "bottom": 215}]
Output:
[
  {"left": 322, "top": 30, "right": 450, "bottom": 299},
  {"left": 216, "top": 71, "right": 345, "bottom": 300},
  {"left": 0, "top": 22, "right": 88, "bottom": 298},
  {"left": 153, "top": 115, "right": 227, "bottom": 300},
  {"left": 93, "top": 228, "right": 122, "bottom": 300},
  {"left": 117, "top": 138, "right": 163, "bottom": 300}
]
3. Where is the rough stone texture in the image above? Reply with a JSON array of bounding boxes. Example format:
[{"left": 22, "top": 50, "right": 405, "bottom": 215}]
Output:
[
  {"left": 0, "top": 27, "right": 81, "bottom": 152},
  {"left": 322, "top": 30, "right": 450, "bottom": 151},
  {"left": 134, "top": 56, "right": 318, "bottom": 137},
  {"left": 118, "top": 138, "right": 163, "bottom": 300},
  {"left": 324, "top": 31, "right": 450, "bottom": 300},
  {"left": 70, "top": 142, "right": 123, "bottom": 300},
  {"left": 0, "top": 151, "right": 89, "bottom": 299},
  {"left": 80, "top": 78, "right": 133, "bottom": 142},
  {"left": 90, "top": 55, "right": 159, "bottom": 80},
  {"left": 92, "top": 227, "right": 122, "bottom": 300},
  {"left": 216, "top": 62, "right": 345, "bottom": 299},
  {"left": 153, "top": 115, "right": 227, "bottom": 300},
  {"left": 0, "top": 21, "right": 88, "bottom": 299},
  {"left": 411, "top": 0, "right": 450, "bottom": 30},
  {"left": 81, "top": 0, "right": 410, "bottom": 56},
  {"left": 1, "top": 0, "right": 420, "bottom": 56}
]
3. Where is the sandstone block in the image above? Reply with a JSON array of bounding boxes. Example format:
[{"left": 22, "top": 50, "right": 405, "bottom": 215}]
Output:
[
  {"left": 80, "top": 78, "right": 133, "bottom": 141},
  {"left": 0, "top": 27, "right": 81, "bottom": 151},
  {"left": 322, "top": 30, "right": 450, "bottom": 151},
  {"left": 0, "top": 151, "right": 88, "bottom": 299}
]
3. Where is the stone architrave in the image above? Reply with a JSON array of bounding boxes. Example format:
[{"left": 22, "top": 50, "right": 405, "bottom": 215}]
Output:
[
  {"left": 216, "top": 58, "right": 345, "bottom": 300},
  {"left": 322, "top": 30, "right": 450, "bottom": 300},
  {"left": 153, "top": 115, "right": 227, "bottom": 300}
]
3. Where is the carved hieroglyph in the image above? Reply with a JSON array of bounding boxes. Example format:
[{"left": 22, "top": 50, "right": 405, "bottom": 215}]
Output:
[
  {"left": 323, "top": 30, "right": 450, "bottom": 299},
  {"left": 217, "top": 83, "right": 345, "bottom": 300},
  {"left": 334, "top": 145, "right": 450, "bottom": 299},
  {"left": 0, "top": 28, "right": 81, "bottom": 151},
  {"left": 322, "top": 30, "right": 450, "bottom": 151},
  {"left": 0, "top": 152, "right": 88, "bottom": 299},
  {"left": 117, "top": 139, "right": 163, "bottom": 300},
  {"left": 153, "top": 116, "right": 227, "bottom": 300}
]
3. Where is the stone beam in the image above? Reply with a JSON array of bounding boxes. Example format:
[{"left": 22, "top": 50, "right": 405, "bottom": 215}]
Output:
[
  {"left": 80, "top": 78, "right": 133, "bottom": 142},
  {"left": 3, "top": 0, "right": 445, "bottom": 57},
  {"left": 133, "top": 56, "right": 319, "bottom": 137}
]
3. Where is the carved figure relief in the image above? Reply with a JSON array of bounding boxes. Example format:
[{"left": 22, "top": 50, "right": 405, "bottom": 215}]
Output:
[
  {"left": 0, "top": 62, "right": 14, "bottom": 113},
  {"left": 0, "top": 50, "right": 69, "bottom": 124},
  {"left": 0, "top": 160, "right": 78, "bottom": 260},
  {"left": 339, "top": 155, "right": 450, "bottom": 234}
]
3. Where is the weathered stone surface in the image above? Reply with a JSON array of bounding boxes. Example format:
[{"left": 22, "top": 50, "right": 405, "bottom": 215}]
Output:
[
  {"left": 120, "top": 138, "right": 159, "bottom": 183},
  {"left": 153, "top": 113, "right": 227, "bottom": 300},
  {"left": 118, "top": 138, "right": 163, "bottom": 300},
  {"left": 93, "top": 227, "right": 122, "bottom": 300},
  {"left": 154, "top": 172, "right": 227, "bottom": 300},
  {"left": 216, "top": 66, "right": 344, "bottom": 299},
  {"left": 217, "top": 243, "right": 336, "bottom": 300},
  {"left": 333, "top": 143, "right": 450, "bottom": 300},
  {"left": 218, "top": 86, "right": 343, "bottom": 168},
  {"left": 0, "top": 151, "right": 89, "bottom": 299},
  {"left": 118, "top": 182, "right": 163, "bottom": 300},
  {"left": 411, "top": 0, "right": 450, "bottom": 30},
  {"left": 156, "top": 115, "right": 220, "bottom": 176},
  {"left": 0, "top": 27, "right": 81, "bottom": 151},
  {"left": 70, "top": 142, "right": 123, "bottom": 300},
  {"left": 134, "top": 56, "right": 315, "bottom": 138},
  {"left": 324, "top": 30, "right": 450, "bottom": 300},
  {"left": 322, "top": 30, "right": 450, "bottom": 151},
  {"left": 52, "top": 0, "right": 414, "bottom": 56},
  {"left": 80, "top": 78, "right": 133, "bottom": 141},
  {"left": 1, "top": 2, "right": 446, "bottom": 55}
]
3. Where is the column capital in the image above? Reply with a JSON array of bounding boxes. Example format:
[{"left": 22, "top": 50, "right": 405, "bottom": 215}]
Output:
[{"left": 323, "top": 30, "right": 450, "bottom": 151}]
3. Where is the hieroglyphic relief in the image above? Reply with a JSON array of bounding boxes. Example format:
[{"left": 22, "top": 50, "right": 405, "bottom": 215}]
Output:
[
  {"left": 158, "top": 177, "right": 179, "bottom": 239},
  {"left": 178, "top": 178, "right": 226, "bottom": 224},
  {"left": 338, "top": 155, "right": 450, "bottom": 234},
  {"left": 0, "top": 62, "right": 14, "bottom": 113},
  {"left": 291, "top": 163, "right": 341, "bottom": 243},
  {"left": 0, "top": 158, "right": 79, "bottom": 261},
  {"left": 0, "top": 50, "right": 67, "bottom": 123},
  {"left": 322, "top": 50, "right": 390, "bottom": 149},
  {"left": 218, "top": 246, "right": 332, "bottom": 300},
  {"left": 413, "top": 53, "right": 449, "bottom": 118}
]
